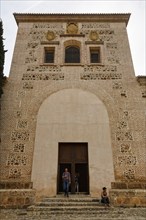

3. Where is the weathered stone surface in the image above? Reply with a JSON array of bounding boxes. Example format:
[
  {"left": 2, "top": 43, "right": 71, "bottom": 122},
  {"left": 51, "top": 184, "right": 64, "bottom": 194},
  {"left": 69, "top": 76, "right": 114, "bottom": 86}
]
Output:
[
  {"left": 0, "top": 13, "right": 145, "bottom": 208},
  {"left": 0, "top": 189, "right": 36, "bottom": 208}
]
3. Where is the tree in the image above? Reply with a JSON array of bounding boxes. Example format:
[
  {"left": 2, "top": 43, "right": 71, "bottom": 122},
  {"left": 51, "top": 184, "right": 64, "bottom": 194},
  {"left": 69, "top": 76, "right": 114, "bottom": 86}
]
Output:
[{"left": 0, "top": 19, "right": 7, "bottom": 98}]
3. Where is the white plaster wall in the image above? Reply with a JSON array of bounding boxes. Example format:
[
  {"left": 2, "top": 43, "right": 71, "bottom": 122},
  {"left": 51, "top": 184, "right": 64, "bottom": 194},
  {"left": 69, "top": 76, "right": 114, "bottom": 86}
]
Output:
[{"left": 31, "top": 89, "right": 115, "bottom": 197}]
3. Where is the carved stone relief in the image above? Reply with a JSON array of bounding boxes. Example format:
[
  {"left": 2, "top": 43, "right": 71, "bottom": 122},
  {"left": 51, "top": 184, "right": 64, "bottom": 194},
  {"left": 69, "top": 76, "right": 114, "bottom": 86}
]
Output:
[
  {"left": 117, "top": 121, "right": 128, "bottom": 129},
  {"left": 120, "top": 143, "right": 131, "bottom": 153},
  {"left": 7, "top": 153, "right": 27, "bottom": 166},
  {"left": 13, "top": 143, "right": 25, "bottom": 153},
  {"left": 81, "top": 23, "right": 110, "bottom": 29},
  {"left": 81, "top": 65, "right": 122, "bottom": 80},
  {"left": 116, "top": 131, "right": 133, "bottom": 141},
  {"left": 23, "top": 82, "right": 33, "bottom": 89},
  {"left": 11, "top": 131, "right": 30, "bottom": 141},
  {"left": 112, "top": 81, "right": 122, "bottom": 89},
  {"left": 124, "top": 169, "right": 135, "bottom": 180},
  {"left": 81, "top": 72, "right": 122, "bottom": 80},
  {"left": 46, "top": 31, "right": 56, "bottom": 41},
  {"left": 66, "top": 23, "right": 78, "bottom": 34},
  {"left": 17, "top": 120, "right": 28, "bottom": 129},
  {"left": 22, "top": 73, "right": 64, "bottom": 80},
  {"left": 26, "top": 65, "right": 62, "bottom": 73},
  {"left": 9, "top": 168, "right": 21, "bottom": 178},
  {"left": 118, "top": 155, "right": 137, "bottom": 166}
]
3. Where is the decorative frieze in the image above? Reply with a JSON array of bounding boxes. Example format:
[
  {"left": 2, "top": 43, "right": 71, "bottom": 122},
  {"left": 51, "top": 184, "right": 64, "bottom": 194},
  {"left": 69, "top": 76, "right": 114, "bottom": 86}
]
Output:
[
  {"left": 81, "top": 23, "right": 110, "bottom": 29},
  {"left": 81, "top": 72, "right": 122, "bottom": 80},
  {"left": 22, "top": 73, "right": 64, "bottom": 80},
  {"left": 32, "top": 23, "right": 64, "bottom": 29},
  {"left": 27, "top": 65, "right": 62, "bottom": 73},
  {"left": 84, "top": 65, "right": 117, "bottom": 72}
]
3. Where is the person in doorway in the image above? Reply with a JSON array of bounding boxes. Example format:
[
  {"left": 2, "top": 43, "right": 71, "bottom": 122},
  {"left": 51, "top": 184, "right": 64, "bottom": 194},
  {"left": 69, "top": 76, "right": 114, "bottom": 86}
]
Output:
[
  {"left": 62, "top": 168, "right": 71, "bottom": 197},
  {"left": 101, "top": 187, "right": 110, "bottom": 207},
  {"left": 75, "top": 172, "right": 79, "bottom": 194}
]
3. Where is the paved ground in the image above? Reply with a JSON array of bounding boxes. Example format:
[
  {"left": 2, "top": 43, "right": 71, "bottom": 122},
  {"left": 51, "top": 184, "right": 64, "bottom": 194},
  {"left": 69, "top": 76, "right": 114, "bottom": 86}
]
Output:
[{"left": 0, "top": 207, "right": 146, "bottom": 220}]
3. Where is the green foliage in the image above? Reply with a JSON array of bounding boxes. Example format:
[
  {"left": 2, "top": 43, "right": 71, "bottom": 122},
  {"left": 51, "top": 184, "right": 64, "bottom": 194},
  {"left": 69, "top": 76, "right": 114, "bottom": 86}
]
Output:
[{"left": 0, "top": 20, "right": 7, "bottom": 98}]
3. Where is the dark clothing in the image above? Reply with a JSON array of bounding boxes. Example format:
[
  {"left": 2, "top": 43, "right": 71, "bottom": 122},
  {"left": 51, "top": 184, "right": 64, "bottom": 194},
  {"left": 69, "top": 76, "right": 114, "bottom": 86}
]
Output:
[{"left": 101, "top": 196, "right": 110, "bottom": 204}]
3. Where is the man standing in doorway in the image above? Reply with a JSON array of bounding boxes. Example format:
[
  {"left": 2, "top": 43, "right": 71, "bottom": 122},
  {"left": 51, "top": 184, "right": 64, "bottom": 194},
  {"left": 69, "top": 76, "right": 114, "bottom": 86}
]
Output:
[{"left": 62, "top": 168, "right": 71, "bottom": 197}]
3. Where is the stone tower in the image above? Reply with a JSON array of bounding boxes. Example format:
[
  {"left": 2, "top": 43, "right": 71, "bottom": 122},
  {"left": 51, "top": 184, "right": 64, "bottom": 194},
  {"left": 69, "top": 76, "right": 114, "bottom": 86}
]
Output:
[{"left": 0, "top": 13, "right": 146, "bottom": 207}]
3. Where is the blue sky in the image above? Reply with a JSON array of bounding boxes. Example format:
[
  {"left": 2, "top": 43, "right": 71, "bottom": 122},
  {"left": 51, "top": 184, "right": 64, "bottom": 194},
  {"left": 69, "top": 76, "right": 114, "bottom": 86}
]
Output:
[{"left": 1, "top": 0, "right": 145, "bottom": 76}]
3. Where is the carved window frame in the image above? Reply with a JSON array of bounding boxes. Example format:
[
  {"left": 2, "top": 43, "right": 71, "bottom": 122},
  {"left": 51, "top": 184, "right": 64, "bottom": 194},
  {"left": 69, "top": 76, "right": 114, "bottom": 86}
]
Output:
[
  {"left": 90, "top": 47, "right": 100, "bottom": 63},
  {"left": 63, "top": 40, "right": 82, "bottom": 65},
  {"left": 44, "top": 47, "right": 55, "bottom": 64},
  {"left": 86, "top": 44, "right": 104, "bottom": 65}
]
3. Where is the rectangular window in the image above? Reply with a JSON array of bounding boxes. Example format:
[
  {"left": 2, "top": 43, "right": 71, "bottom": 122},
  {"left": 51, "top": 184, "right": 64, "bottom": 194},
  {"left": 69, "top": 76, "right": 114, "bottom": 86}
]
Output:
[
  {"left": 90, "top": 48, "right": 100, "bottom": 63},
  {"left": 44, "top": 47, "right": 55, "bottom": 63}
]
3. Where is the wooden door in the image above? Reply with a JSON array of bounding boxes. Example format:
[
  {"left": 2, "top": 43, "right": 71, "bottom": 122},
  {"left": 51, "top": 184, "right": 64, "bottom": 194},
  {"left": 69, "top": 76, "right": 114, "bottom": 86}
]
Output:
[{"left": 57, "top": 143, "right": 89, "bottom": 194}]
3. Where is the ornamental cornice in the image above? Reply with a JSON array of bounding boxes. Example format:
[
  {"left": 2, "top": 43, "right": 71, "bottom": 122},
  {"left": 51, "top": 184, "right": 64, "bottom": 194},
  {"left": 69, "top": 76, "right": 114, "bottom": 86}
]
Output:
[{"left": 13, "top": 13, "right": 130, "bottom": 26}]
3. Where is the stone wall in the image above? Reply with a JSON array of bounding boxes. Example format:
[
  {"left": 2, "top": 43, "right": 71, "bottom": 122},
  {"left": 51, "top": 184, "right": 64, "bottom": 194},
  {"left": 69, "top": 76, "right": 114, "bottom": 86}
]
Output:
[{"left": 0, "top": 14, "right": 145, "bottom": 207}]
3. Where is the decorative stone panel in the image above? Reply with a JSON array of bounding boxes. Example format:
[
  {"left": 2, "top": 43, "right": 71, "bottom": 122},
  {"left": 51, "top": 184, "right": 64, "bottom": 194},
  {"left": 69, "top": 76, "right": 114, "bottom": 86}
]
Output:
[
  {"left": 116, "top": 131, "right": 133, "bottom": 141},
  {"left": 26, "top": 65, "right": 62, "bottom": 73},
  {"left": 11, "top": 131, "right": 30, "bottom": 141},
  {"left": 117, "top": 155, "right": 137, "bottom": 166},
  {"left": 7, "top": 153, "right": 27, "bottom": 166},
  {"left": 22, "top": 73, "right": 64, "bottom": 80},
  {"left": 17, "top": 120, "right": 28, "bottom": 129},
  {"left": 124, "top": 169, "right": 135, "bottom": 180},
  {"left": 23, "top": 82, "right": 33, "bottom": 89},
  {"left": 13, "top": 143, "right": 25, "bottom": 153},
  {"left": 9, "top": 168, "right": 21, "bottom": 179}
]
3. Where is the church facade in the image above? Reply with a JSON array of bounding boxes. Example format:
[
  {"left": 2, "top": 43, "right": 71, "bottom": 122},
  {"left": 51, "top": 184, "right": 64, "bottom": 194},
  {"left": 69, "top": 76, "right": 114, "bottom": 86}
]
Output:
[{"left": 0, "top": 13, "right": 146, "bottom": 207}]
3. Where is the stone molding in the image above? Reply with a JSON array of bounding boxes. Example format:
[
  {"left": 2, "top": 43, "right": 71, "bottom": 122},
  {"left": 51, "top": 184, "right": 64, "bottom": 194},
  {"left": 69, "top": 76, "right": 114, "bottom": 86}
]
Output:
[{"left": 13, "top": 13, "right": 130, "bottom": 26}]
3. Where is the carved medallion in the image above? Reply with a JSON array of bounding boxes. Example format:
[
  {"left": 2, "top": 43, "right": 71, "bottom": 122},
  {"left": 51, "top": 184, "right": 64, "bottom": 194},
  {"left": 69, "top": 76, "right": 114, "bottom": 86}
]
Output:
[
  {"left": 67, "top": 23, "right": 78, "bottom": 34},
  {"left": 46, "top": 31, "right": 55, "bottom": 41},
  {"left": 89, "top": 31, "right": 99, "bottom": 41}
]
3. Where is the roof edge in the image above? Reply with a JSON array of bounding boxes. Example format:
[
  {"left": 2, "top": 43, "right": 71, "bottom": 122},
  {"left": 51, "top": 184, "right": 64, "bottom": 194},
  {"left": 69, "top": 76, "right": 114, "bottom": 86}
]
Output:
[{"left": 13, "top": 13, "right": 131, "bottom": 26}]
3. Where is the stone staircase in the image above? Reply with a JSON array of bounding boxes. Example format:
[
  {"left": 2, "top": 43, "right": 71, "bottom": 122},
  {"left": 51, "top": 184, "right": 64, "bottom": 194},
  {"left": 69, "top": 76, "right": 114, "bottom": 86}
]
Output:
[{"left": 25, "top": 195, "right": 146, "bottom": 220}]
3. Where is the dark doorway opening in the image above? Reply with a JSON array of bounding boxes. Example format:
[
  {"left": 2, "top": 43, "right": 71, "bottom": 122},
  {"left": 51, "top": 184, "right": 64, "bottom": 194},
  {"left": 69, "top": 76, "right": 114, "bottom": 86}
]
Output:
[{"left": 57, "top": 143, "right": 89, "bottom": 194}]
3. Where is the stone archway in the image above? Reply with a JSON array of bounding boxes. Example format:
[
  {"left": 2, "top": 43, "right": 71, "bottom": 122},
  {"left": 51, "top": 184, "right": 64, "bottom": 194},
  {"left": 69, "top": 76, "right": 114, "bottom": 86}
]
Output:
[{"left": 31, "top": 88, "right": 115, "bottom": 197}]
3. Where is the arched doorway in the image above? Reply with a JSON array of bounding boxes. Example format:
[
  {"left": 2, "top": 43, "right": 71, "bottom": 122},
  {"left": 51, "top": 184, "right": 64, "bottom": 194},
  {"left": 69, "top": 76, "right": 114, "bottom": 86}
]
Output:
[{"left": 31, "top": 89, "right": 114, "bottom": 197}]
